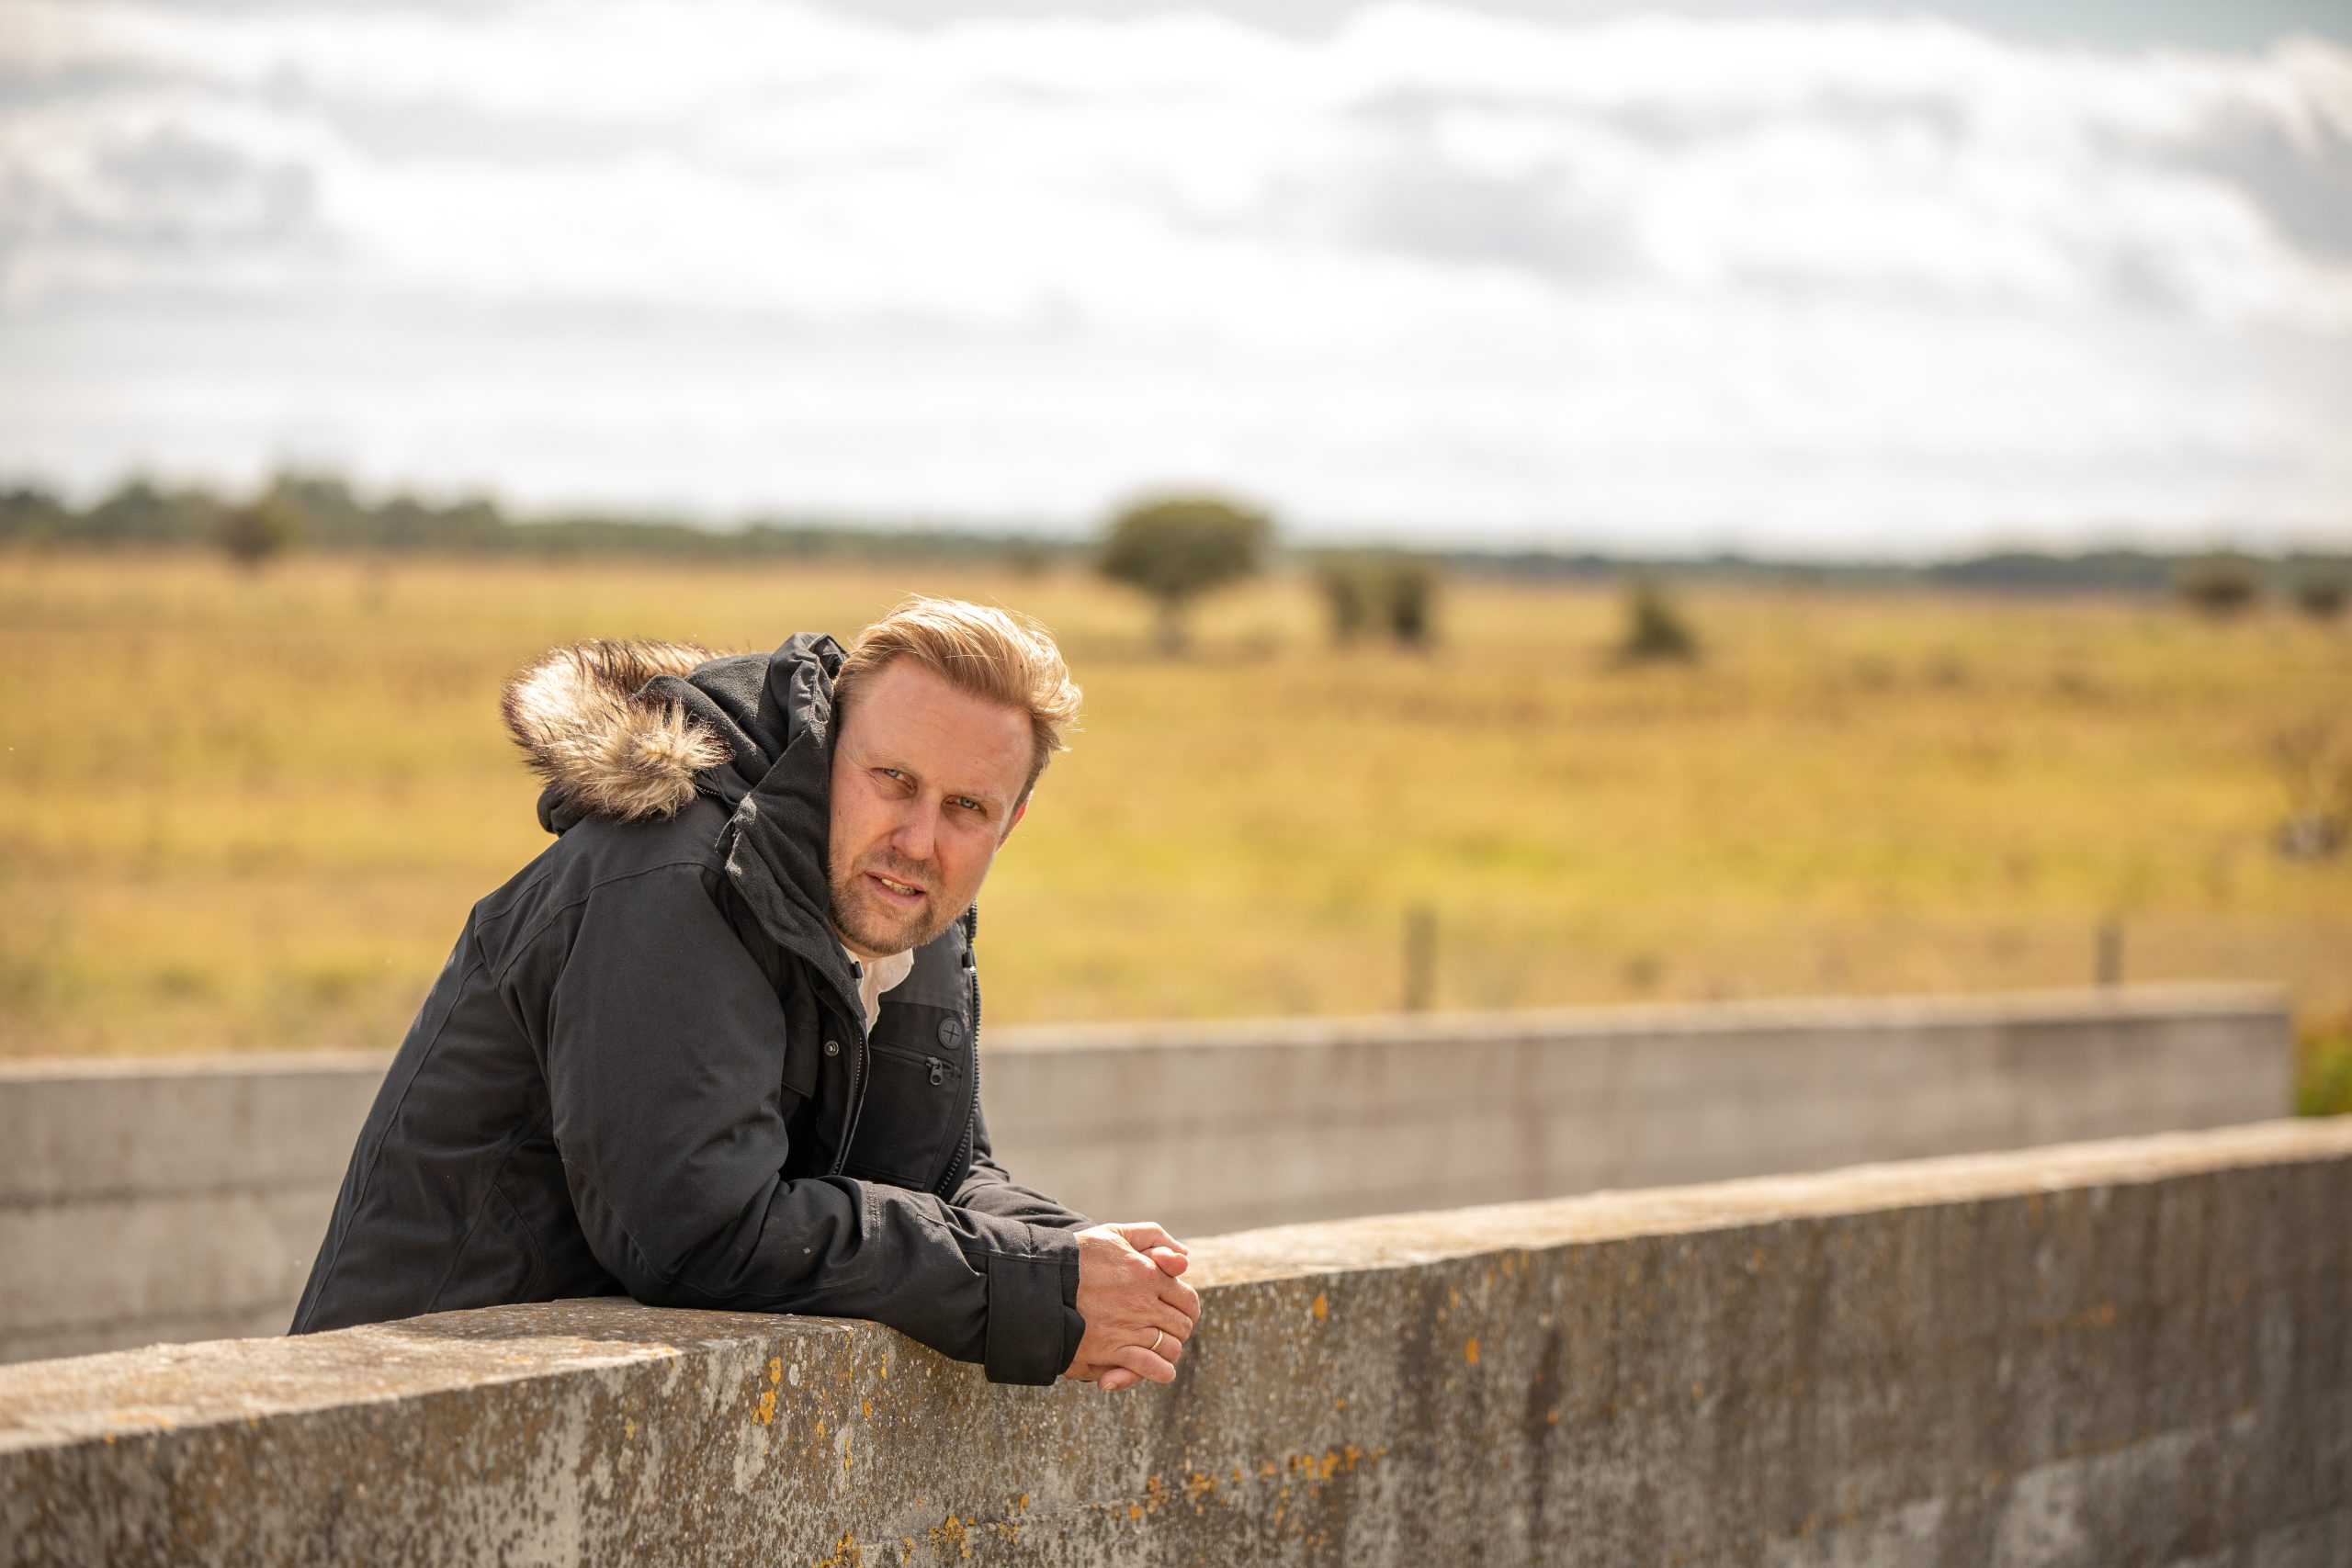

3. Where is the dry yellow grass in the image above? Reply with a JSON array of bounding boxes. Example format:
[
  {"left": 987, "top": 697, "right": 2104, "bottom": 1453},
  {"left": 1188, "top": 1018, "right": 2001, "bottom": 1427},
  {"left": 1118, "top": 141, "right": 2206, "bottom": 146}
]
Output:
[{"left": 2, "top": 549, "right": 2346, "bottom": 1057}]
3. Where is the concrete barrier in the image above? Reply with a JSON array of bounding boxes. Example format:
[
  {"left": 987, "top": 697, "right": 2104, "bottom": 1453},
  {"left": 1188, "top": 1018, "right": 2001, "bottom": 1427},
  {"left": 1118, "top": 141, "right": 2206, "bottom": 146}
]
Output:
[
  {"left": 4, "top": 1120, "right": 2346, "bottom": 1566},
  {"left": 0, "top": 1052, "right": 390, "bottom": 1364},
  {"left": 0, "top": 986, "right": 2293, "bottom": 1363}
]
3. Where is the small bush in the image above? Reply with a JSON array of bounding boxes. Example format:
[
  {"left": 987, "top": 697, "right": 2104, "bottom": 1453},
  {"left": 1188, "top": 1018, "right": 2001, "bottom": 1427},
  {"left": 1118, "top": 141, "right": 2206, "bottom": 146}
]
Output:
[
  {"left": 2175, "top": 556, "right": 2263, "bottom": 617},
  {"left": 1315, "top": 558, "right": 1374, "bottom": 644},
  {"left": 1619, "top": 577, "right": 1699, "bottom": 663},
  {"left": 1379, "top": 559, "right": 1439, "bottom": 647},
  {"left": 2296, "top": 1013, "right": 2352, "bottom": 1117},
  {"left": 1315, "top": 554, "right": 1442, "bottom": 649},
  {"left": 2270, "top": 720, "right": 2352, "bottom": 861},
  {"left": 2292, "top": 575, "right": 2347, "bottom": 620}
]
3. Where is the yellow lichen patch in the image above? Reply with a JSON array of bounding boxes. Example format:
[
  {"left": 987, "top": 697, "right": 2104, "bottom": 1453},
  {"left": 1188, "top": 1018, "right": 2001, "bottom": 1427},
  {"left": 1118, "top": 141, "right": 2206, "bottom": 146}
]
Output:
[
  {"left": 1017, "top": 1493, "right": 1029, "bottom": 1510},
  {"left": 842, "top": 1433, "right": 854, "bottom": 1472},
  {"left": 1311, "top": 1293, "right": 1327, "bottom": 1321},
  {"left": 755, "top": 1388, "right": 777, "bottom": 1427},
  {"left": 1546, "top": 1407, "right": 1561, "bottom": 1426},
  {"left": 1465, "top": 1336, "right": 1480, "bottom": 1365},
  {"left": 1334, "top": 1396, "right": 1346, "bottom": 1411},
  {"left": 623, "top": 1417, "right": 637, "bottom": 1440},
  {"left": 863, "top": 1398, "right": 873, "bottom": 1418},
  {"left": 927, "top": 1514, "right": 972, "bottom": 1561},
  {"left": 1127, "top": 1504, "right": 1142, "bottom": 1521},
  {"left": 1184, "top": 1472, "right": 1217, "bottom": 1501},
  {"left": 770, "top": 1358, "right": 784, "bottom": 1385},
  {"left": 812, "top": 1530, "right": 864, "bottom": 1567}
]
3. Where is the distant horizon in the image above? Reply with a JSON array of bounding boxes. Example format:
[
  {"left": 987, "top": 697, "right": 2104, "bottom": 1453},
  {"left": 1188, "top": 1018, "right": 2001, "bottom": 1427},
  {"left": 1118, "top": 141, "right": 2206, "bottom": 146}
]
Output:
[{"left": 10, "top": 464, "right": 2346, "bottom": 569}]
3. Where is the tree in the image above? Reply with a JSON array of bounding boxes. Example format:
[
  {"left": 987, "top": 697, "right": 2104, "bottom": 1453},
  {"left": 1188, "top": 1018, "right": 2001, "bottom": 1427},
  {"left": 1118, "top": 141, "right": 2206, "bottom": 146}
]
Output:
[
  {"left": 217, "top": 487, "right": 304, "bottom": 570},
  {"left": 1097, "top": 492, "right": 1272, "bottom": 654}
]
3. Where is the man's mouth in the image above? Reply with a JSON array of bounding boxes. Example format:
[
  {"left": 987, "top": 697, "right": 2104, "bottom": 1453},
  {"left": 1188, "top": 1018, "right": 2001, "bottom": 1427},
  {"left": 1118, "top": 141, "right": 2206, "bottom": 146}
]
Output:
[{"left": 866, "top": 871, "right": 928, "bottom": 905}]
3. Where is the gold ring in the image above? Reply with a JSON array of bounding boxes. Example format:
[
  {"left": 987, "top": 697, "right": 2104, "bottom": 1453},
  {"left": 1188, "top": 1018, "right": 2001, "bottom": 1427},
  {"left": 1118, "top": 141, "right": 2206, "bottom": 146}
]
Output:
[{"left": 1149, "top": 1328, "right": 1165, "bottom": 1354}]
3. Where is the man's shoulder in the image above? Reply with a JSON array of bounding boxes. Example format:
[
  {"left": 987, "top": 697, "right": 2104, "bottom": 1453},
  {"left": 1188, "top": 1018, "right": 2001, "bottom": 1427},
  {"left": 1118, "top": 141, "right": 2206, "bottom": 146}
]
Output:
[{"left": 473, "top": 795, "right": 737, "bottom": 954}]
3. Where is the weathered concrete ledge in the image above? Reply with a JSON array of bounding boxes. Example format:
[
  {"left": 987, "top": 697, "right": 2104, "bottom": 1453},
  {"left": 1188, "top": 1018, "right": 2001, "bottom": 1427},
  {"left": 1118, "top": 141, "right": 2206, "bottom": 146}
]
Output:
[
  {"left": 0, "top": 985, "right": 2291, "bottom": 1362},
  {"left": 5, "top": 1119, "right": 2346, "bottom": 1566}
]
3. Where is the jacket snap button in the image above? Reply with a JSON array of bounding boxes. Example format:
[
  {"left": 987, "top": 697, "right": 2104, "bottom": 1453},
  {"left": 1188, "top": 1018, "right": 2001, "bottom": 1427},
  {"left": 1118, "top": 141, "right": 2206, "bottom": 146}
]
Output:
[
  {"left": 936, "top": 1018, "right": 962, "bottom": 1046},
  {"left": 823, "top": 1040, "right": 841, "bottom": 1057}
]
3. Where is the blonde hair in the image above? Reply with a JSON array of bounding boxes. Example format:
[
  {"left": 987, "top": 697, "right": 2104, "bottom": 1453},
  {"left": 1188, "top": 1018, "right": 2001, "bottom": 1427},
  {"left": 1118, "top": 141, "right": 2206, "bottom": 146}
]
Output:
[{"left": 835, "top": 597, "right": 1081, "bottom": 800}]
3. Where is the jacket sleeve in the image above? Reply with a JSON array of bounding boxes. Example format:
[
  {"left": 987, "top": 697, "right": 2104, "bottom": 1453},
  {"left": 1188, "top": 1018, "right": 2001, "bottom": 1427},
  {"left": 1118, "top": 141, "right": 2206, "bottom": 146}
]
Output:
[
  {"left": 951, "top": 1099, "right": 1093, "bottom": 1230},
  {"left": 537, "top": 861, "right": 1083, "bottom": 1386}
]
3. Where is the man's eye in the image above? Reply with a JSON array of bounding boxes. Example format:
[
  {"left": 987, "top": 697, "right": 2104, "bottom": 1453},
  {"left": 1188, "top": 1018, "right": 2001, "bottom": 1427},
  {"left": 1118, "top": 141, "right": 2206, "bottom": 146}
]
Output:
[{"left": 951, "top": 796, "right": 984, "bottom": 813}]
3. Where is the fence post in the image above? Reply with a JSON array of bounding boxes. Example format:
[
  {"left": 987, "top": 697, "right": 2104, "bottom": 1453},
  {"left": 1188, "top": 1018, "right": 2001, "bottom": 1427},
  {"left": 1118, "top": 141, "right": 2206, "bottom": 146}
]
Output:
[
  {"left": 2096, "top": 917, "right": 2124, "bottom": 987},
  {"left": 1403, "top": 904, "right": 1436, "bottom": 1012}
]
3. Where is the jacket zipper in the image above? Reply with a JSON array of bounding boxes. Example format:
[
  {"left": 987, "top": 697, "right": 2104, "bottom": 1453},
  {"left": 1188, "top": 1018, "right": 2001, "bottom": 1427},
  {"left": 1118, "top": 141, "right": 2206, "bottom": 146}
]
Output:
[
  {"left": 825, "top": 914, "right": 983, "bottom": 1187},
  {"left": 933, "top": 916, "right": 981, "bottom": 1198},
  {"left": 825, "top": 974, "right": 871, "bottom": 1179}
]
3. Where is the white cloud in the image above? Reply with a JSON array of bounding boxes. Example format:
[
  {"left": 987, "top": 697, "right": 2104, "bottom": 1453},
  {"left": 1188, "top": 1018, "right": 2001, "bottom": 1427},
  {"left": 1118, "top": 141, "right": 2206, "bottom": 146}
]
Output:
[{"left": 0, "top": 0, "right": 2346, "bottom": 549}]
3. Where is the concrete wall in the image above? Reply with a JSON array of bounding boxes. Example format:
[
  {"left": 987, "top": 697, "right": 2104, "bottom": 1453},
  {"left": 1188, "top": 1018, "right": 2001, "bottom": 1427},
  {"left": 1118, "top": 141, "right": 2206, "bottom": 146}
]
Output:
[
  {"left": 0, "top": 985, "right": 2292, "bottom": 1363},
  {"left": 0, "top": 1052, "right": 390, "bottom": 1364},
  {"left": 990, "top": 984, "right": 2292, "bottom": 1235},
  {"left": 4, "top": 1120, "right": 2346, "bottom": 1567}
]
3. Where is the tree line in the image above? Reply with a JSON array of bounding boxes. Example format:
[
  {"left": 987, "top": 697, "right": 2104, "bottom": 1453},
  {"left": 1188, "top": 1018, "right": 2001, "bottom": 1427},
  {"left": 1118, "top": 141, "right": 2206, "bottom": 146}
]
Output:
[{"left": 3, "top": 470, "right": 2344, "bottom": 617}]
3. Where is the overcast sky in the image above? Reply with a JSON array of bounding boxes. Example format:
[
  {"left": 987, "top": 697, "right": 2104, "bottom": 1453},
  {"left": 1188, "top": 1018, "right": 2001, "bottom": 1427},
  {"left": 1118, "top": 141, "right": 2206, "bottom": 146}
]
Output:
[{"left": 3, "top": 1, "right": 2348, "bottom": 554}]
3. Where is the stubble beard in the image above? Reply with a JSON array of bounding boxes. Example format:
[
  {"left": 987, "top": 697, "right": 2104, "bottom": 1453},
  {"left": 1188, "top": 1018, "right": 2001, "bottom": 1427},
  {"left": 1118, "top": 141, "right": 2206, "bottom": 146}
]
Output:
[{"left": 828, "top": 852, "right": 955, "bottom": 958}]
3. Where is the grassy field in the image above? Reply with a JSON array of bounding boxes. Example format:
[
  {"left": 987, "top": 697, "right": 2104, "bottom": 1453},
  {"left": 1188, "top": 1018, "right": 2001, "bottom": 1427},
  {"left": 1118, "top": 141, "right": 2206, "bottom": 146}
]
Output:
[{"left": 2, "top": 550, "right": 2347, "bottom": 1082}]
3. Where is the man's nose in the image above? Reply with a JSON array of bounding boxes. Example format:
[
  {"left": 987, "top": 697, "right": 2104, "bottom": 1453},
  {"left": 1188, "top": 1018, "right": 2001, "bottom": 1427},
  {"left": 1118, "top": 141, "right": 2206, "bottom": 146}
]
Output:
[{"left": 888, "top": 801, "right": 937, "bottom": 864}]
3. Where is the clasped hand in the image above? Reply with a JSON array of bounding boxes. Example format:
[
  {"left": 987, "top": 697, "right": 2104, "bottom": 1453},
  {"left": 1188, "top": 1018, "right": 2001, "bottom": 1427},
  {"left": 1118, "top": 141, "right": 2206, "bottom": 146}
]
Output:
[{"left": 1063, "top": 1222, "right": 1201, "bottom": 1393}]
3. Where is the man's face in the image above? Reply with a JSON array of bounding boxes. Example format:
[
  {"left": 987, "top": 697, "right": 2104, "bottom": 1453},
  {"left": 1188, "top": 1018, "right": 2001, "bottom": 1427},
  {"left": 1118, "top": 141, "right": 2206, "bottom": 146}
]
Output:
[{"left": 827, "top": 657, "right": 1032, "bottom": 960}]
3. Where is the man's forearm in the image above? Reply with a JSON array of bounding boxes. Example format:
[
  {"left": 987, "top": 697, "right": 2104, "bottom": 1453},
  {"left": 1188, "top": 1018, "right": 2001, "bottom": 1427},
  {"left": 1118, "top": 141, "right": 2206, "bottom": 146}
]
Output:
[{"left": 952, "top": 1155, "right": 1093, "bottom": 1230}]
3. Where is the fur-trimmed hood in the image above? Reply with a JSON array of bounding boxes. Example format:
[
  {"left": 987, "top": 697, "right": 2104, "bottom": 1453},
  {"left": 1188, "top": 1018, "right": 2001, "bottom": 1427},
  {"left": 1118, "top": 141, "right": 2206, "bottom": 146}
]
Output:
[
  {"left": 500, "top": 639, "right": 736, "bottom": 825},
  {"left": 498, "top": 632, "right": 852, "bottom": 979}
]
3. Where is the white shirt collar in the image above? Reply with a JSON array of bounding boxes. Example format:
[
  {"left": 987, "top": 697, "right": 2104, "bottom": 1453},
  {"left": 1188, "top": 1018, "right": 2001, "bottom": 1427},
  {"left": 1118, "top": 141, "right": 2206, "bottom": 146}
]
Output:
[{"left": 842, "top": 943, "right": 916, "bottom": 1035}]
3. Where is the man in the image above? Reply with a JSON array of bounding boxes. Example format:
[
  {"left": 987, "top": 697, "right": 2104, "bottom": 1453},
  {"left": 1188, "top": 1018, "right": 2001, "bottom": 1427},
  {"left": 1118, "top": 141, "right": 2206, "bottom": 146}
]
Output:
[{"left": 292, "top": 598, "right": 1199, "bottom": 1392}]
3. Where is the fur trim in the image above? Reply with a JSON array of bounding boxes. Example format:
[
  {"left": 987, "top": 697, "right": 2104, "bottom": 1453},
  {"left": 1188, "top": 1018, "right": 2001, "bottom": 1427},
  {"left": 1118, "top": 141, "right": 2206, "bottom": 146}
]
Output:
[{"left": 500, "top": 638, "right": 733, "bottom": 822}]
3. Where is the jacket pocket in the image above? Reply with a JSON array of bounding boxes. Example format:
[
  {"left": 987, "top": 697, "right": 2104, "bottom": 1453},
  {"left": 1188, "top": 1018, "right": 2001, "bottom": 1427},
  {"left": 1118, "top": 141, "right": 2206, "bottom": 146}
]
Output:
[{"left": 842, "top": 1041, "right": 966, "bottom": 1190}]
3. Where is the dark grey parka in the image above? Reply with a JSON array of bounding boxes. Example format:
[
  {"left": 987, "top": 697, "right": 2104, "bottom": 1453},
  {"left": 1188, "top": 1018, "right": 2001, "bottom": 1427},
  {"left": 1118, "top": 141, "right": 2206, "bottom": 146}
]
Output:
[{"left": 289, "top": 634, "right": 1090, "bottom": 1384}]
